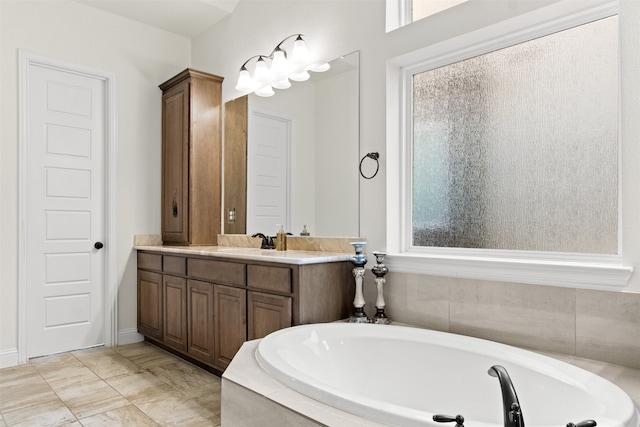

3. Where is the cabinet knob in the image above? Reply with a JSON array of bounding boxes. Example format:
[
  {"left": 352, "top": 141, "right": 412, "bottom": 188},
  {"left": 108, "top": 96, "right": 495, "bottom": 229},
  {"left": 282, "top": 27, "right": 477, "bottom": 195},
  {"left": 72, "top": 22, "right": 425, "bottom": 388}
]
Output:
[{"left": 94, "top": 242, "right": 104, "bottom": 250}]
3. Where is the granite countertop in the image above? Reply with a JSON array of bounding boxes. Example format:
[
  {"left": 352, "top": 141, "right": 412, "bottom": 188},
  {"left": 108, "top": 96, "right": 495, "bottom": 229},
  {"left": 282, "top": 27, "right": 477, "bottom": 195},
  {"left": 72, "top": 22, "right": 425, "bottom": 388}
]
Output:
[
  {"left": 133, "top": 244, "right": 355, "bottom": 265},
  {"left": 134, "top": 234, "right": 361, "bottom": 265}
]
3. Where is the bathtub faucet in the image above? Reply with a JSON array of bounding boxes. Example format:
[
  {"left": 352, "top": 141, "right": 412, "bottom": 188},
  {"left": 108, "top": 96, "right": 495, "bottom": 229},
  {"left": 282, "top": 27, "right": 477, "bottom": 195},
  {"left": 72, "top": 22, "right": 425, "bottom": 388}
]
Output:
[{"left": 488, "top": 365, "right": 524, "bottom": 427}]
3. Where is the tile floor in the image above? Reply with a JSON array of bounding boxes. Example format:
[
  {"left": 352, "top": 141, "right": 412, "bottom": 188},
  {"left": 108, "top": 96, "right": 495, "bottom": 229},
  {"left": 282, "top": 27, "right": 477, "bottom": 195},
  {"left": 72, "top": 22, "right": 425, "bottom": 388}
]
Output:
[{"left": 0, "top": 342, "right": 221, "bottom": 426}]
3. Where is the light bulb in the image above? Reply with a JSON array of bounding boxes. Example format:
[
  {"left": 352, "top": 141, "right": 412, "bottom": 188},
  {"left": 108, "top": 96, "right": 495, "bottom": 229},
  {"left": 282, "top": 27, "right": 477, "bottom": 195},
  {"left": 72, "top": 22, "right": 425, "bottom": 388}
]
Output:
[
  {"left": 289, "top": 70, "right": 310, "bottom": 82},
  {"left": 272, "top": 78, "right": 291, "bottom": 89},
  {"left": 254, "top": 57, "right": 271, "bottom": 84},
  {"left": 290, "top": 35, "right": 310, "bottom": 65},
  {"left": 235, "top": 68, "right": 254, "bottom": 92},
  {"left": 270, "top": 48, "right": 290, "bottom": 79},
  {"left": 310, "top": 62, "right": 331, "bottom": 73},
  {"left": 255, "top": 85, "right": 275, "bottom": 97}
]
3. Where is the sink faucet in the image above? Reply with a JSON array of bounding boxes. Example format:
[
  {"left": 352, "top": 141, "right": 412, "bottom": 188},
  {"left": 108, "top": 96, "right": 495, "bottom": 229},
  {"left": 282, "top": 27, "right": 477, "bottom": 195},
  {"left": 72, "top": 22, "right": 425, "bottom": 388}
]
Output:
[
  {"left": 251, "top": 233, "right": 274, "bottom": 249},
  {"left": 488, "top": 365, "right": 524, "bottom": 427}
]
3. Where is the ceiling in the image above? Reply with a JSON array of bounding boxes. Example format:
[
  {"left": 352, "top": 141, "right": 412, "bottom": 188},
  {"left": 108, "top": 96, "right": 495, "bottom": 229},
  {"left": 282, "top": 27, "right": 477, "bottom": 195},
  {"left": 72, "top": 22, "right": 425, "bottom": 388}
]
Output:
[{"left": 74, "top": 0, "right": 239, "bottom": 38}]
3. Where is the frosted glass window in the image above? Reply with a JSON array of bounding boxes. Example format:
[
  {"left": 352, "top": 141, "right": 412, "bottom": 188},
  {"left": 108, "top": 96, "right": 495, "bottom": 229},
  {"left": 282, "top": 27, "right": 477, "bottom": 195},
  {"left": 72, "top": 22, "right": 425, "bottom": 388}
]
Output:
[{"left": 411, "top": 16, "right": 618, "bottom": 254}]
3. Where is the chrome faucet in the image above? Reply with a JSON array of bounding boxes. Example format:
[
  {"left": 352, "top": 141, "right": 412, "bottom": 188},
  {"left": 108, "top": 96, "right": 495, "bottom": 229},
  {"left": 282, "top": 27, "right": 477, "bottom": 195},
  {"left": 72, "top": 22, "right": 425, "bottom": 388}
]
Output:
[{"left": 488, "top": 365, "right": 524, "bottom": 427}]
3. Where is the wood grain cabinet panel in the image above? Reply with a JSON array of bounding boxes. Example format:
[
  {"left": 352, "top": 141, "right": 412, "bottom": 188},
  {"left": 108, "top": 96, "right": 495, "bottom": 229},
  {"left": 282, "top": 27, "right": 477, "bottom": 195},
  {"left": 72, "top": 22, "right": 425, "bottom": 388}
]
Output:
[
  {"left": 138, "top": 252, "right": 162, "bottom": 272},
  {"left": 247, "top": 265, "right": 291, "bottom": 293},
  {"left": 188, "top": 258, "right": 245, "bottom": 286},
  {"left": 187, "top": 280, "right": 215, "bottom": 364},
  {"left": 248, "top": 291, "right": 292, "bottom": 340},
  {"left": 214, "top": 285, "right": 247, "bottom": 370},
  {"left": 160, "top": 69, "right": 223, "bottom": 245},
  {"left": 137, "top": 270, "right": 163, "bottom": 340},
  {"left": 136, "top": 251, "right": 352, "bottom": 373},
  {"left": 163, "top": 275, "right": 187, "bottom": 352}
]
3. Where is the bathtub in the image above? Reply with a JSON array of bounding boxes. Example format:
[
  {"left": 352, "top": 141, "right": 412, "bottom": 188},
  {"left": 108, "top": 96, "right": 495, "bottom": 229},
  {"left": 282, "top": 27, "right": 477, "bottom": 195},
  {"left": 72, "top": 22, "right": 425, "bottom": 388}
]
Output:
[{"left": 256, "top": 323, "right": 640, "bottom": 427}]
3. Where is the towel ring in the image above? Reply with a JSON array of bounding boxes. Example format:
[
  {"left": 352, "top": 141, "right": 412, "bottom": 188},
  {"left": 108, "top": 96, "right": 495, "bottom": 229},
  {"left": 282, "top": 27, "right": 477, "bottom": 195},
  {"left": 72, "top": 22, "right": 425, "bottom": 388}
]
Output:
[{"left": 359, "top": 152, "right": 379, "bottom": 179}]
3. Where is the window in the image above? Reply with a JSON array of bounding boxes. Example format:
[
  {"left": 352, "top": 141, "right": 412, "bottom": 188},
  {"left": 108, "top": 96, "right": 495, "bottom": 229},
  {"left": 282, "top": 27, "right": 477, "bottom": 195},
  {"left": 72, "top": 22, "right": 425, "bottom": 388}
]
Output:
[
  {"left": 387, "top": 0, "right": 632, "bottom": 289},
  {"left": 411, "top": 0, "right": 469, "bottom": 23},
  {"left": 411, "top": 16, "right": 618, "bottom": 254},
  {"left": 386, "top": 0, "right": 469, "bottom": 32}
]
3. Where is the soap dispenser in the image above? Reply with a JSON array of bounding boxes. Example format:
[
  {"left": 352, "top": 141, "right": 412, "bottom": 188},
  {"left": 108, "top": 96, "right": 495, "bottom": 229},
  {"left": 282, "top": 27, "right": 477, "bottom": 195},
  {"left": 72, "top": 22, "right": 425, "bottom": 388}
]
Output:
[
  {"left": 300, "top": 225, "right": 310, "bottom": 236},
  {"left": 276, "top": 224, "right": 287, "bottom": 251}
]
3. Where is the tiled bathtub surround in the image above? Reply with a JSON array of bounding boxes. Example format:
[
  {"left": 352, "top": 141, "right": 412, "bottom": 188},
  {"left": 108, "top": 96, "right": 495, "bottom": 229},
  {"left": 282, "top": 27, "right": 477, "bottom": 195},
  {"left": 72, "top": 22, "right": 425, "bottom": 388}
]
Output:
[{"left": 363, "top": 272, "right": 640, "bottom": 369}]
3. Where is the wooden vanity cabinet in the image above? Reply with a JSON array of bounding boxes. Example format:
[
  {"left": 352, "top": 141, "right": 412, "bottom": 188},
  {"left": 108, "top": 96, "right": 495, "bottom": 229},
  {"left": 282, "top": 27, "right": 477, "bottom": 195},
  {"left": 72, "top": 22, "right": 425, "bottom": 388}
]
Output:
[
  {"left": 214, "top": 285, "right": 246, "bottom": 369},
  {"left": 137, "top": 250, "right": 353, "bottom": 373},
  {"left": 163, "top": 274, "right": 187, "bottom": 352},
  {"left": 248, "top": 291, "right": 292, "bottom": 340},
  {"left": 187, "top": 280, "right": 215, "bottom": 364},
  {"left": 160, "top": 69, "right": 223, "bottom": 245},
  {"left": 137, "top": 270, "right": 163, "bottom": 341},
  {"left": 137, "top": 253, "right": 163, "bottom": 340}
]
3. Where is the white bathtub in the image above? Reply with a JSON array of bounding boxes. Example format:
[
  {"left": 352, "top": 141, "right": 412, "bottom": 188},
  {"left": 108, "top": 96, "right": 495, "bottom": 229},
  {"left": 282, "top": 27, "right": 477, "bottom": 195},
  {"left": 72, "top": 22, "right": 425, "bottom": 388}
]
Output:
[{"left": 256, "top": 323, "right": 640, "bottom": 427}]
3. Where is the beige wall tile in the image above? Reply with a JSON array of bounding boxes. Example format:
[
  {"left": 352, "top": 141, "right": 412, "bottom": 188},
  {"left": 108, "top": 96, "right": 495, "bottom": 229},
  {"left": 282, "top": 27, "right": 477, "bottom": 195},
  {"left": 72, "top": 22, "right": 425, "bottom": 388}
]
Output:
[
  {"left": 449, "top": 279, "right": 576, "bottom": 355},
  {"left": 576, "top": 289, "right": 640, "bottom": 369},
  {"left": 364, "top": 272, "right": 449, "bottom": 331}
]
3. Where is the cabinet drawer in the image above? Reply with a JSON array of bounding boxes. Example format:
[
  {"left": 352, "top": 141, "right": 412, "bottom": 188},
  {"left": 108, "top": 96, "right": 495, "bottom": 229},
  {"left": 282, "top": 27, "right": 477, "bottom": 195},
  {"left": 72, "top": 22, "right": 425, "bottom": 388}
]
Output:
[
  {"left": 138, "top": 252, "right": 162, "bottom": 272},
  {"left": 247, "top": 265, "right": 292, "bottom": 293},
  {"left": 188, "top": 258, "right": 246, "bottom": 286},
  {"left": 164, "top": 256, "right": 186, "bottom": 276}
]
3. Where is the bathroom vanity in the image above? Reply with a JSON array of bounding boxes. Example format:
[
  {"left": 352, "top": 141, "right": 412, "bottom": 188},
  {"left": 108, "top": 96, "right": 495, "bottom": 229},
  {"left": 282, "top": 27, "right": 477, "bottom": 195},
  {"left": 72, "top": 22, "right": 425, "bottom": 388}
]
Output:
[{"left": 135, "top": 246, "right": 354, "bottom": 373}]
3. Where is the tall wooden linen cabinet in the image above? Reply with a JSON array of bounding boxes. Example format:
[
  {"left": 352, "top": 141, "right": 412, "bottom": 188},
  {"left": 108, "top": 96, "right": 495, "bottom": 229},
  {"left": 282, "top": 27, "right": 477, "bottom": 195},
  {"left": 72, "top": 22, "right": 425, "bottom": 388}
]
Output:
[{"left": 160, "top": 69, "right": 223, "bottom": 245}]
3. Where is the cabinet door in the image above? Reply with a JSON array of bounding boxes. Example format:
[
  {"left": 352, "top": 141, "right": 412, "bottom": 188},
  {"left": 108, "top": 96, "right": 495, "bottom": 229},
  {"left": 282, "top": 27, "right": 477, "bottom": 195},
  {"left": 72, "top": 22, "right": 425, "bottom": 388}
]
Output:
[
  {"left": 163, "top": 275, "right": 187, "bottom": 352},
  {"left": 248, "top": 291, "right": 292, "bottom": 340},
  {"left": 137, "top": 270, "right": 163, "bottom": 340},
  {"left": 161, "top": 80, "right": 190, "bottom": 244},
  {"left": 187, "top": 279, "right": 215, "bottom": 364},
  {"left": 214, "top": 285, "right": 247, "bottom": 370}
]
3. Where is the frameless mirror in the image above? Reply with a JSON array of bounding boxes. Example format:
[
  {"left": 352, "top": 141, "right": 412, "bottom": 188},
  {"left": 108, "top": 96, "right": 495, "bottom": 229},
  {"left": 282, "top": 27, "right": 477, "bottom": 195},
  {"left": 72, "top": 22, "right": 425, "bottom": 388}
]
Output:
[{"left": 224, "top": 51, "right": 360, "bottom": 238}]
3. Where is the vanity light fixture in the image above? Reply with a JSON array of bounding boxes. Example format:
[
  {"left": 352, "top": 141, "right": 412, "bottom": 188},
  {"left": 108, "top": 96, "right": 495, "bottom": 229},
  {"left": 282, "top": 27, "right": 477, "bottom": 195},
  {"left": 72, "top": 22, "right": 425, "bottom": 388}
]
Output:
[{"left": 234, "top": 34, "right": 330, "bottom": 97}]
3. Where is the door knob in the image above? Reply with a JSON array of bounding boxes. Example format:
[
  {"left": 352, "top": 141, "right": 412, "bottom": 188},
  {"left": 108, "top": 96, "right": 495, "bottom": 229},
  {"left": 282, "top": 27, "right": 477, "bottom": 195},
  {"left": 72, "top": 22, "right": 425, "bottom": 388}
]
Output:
[{"left": 94, "top": 242, "right": 104, "bottom": 250}]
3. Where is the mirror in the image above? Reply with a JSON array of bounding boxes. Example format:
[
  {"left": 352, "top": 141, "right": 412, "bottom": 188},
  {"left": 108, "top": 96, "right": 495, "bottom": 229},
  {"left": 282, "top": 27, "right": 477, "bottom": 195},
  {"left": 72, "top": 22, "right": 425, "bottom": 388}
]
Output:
[{"left": 224, "top": 51, "right": 360, "bottom": 237}]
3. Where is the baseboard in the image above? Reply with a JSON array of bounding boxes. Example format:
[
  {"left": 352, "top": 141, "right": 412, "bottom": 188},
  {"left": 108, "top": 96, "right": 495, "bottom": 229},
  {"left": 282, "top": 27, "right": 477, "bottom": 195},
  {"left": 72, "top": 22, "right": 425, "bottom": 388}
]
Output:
[
  {"left": 0, "top": 348, "right": 19, "bottom": 369},
  {"left": 118, "top": 328, "right": 144, "bottom": 346}
]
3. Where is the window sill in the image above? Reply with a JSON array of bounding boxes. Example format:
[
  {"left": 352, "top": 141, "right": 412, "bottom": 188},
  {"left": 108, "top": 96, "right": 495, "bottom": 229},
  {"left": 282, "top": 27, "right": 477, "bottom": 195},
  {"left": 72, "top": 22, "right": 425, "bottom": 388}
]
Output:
[{"left": 385, "top": 252, "right": 633, "bottom": 290}]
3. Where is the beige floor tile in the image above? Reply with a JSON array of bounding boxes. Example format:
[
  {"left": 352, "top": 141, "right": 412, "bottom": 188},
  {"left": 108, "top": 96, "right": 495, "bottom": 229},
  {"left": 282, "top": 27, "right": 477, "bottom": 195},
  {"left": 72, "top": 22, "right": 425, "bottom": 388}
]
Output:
[
  {"left": 81, "top": 352, "right": 142, "bottom": 380},
  {"left": 117, "top": 344, "right": 182, "bottom": 370},
  {"left": 0, "top": 363, "right": 39, "bottom": 386},
  {"left": 1, "top": 397, "right": 77, "bottom": 427},
  {"left": 55, "top": 378, "right": 129, "bottom": 419},
  {"left": 106, "top": 371, "right": 175, "bottom": 404},
  {"left": 30, "top": 352, "right": 84, "bottom": 376},
  {"left": 39, "top": 365, "right": 101, "bottom": 388},
  {"left": 188, "top": 380, "right": 222, "bottom": 413},
  {"left": 149, "top": 360, "right": 219, "bottom": 394},
  {"left": 79, "top": 404, "right": 158, "bottom": 426},
  {"left": 134, "top": 390, "right": 216, "bottom": 426},
  {"left": 0, "top": 372, "right": 56, "bottom": 413}
]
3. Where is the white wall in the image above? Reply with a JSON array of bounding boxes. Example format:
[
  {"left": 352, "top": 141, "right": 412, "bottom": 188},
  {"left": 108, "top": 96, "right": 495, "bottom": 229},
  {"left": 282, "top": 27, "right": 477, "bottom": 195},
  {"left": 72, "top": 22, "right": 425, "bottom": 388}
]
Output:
[
  {"left": 0, "top": 0, "right": 191, "bottom": 362},
  {"left": 193, "top": 0, "right": 640, "bottom": 293},
  {"left": 1, "top": 0, "right": 638, "bottom": 366}
]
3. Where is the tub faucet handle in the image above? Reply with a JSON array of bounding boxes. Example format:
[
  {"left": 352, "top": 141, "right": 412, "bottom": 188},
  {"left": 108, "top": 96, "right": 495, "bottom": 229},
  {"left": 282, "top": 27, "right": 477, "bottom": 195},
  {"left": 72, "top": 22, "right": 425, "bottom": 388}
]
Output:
[
  {"left": 433, "top": 414, "right": 464, "bottom": 427},
  {"left": 566, "top": 421, "right": 597, "bottom": 427},
  {"left": 510, "top": 403, "right": 522, "bottom": 425}
]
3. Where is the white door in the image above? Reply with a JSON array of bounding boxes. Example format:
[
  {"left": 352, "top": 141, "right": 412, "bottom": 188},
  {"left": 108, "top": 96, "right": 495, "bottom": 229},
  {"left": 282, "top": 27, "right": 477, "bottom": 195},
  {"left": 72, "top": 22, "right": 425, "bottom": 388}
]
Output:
[
  {"left": 25, "top": 63, "right": 106, "bottom": 358},
  {"left": 247, "top": 111, "right": 291, "bottom": 235}
]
